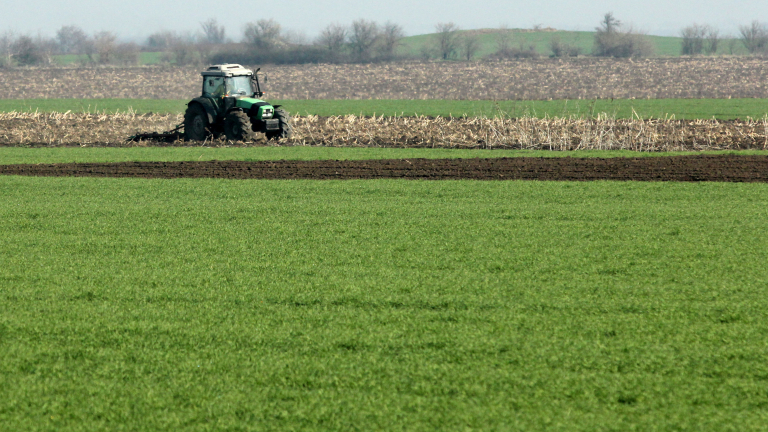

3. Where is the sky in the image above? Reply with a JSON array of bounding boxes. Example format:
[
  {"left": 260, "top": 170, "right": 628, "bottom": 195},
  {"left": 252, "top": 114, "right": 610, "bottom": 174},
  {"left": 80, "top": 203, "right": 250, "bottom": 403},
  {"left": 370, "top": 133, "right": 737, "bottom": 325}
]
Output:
[{"left": 3, "top": 0, "right": 767, "bottom": 42}]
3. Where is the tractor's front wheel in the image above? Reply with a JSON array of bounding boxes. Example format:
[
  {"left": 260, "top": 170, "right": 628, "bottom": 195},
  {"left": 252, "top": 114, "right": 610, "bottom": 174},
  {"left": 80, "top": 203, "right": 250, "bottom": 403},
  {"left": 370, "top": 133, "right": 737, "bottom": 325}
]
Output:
[
  {"left": 184, "top": 104, "right": 209, "bottom": 141},
  {"left": 224, "top": 111, "right": 256, "bottom": 141},
  {"left": 266, "top": 108, "right": 293, "bottom": 140}
]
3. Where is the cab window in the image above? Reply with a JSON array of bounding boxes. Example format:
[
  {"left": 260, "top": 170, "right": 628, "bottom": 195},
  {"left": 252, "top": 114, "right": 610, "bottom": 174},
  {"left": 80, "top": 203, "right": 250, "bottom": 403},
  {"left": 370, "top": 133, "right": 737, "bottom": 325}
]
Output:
[{"left": 204, "top": 77, "right": 225, "bottom": 97}]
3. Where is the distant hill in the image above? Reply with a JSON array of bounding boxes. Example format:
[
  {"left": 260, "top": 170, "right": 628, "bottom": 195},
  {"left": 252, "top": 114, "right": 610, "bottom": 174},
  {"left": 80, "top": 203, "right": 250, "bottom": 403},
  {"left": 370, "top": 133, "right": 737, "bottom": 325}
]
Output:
[{"left": 398, "top": 28, "right": 748, "bottom": 59}]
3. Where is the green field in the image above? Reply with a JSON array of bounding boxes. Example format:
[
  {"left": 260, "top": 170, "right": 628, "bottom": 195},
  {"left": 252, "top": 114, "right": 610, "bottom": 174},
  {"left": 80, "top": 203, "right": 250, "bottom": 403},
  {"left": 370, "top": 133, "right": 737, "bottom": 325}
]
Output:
[
  {"left": 53, "top": 52, "right": 165, "bottom": 66},
  {"left": 399, "top": 30, "right": 713, "bottom": 58},
  {"left": 1, "top": 175, "right": 767, "bottom": 430},
  {"left": 3, "top": 98, "right": 768, "bottom": 120},
  {"left": 2, "top": 147, "right": 768, "bottom": 166}
]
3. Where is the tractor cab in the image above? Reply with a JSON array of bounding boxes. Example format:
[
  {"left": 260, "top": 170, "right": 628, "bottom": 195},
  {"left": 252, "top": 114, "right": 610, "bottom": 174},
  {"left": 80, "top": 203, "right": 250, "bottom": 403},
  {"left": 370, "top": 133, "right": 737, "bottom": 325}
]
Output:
[{"left": 201, "top": 64, "right": 263, "bottom": 99}]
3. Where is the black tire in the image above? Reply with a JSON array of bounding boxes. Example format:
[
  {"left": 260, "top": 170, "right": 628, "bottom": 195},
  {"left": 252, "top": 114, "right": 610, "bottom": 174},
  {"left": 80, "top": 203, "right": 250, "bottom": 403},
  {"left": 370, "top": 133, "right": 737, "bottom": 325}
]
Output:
[
  {"left": 266, "top": 108, "right": 293, "bottom": 140},
  {"left": 184, "top": 104, "right": 209, "bottom": 141},
  {"left": 224, "top": 110, "right": 256, "bottom": 141}
]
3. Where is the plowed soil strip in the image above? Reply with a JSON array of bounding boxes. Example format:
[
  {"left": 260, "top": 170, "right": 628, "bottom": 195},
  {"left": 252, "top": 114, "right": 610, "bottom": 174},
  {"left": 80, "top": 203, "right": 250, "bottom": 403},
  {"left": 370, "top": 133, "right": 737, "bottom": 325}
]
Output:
[{"left": 2, "top": 155, "right": 768, "bottom": 182}]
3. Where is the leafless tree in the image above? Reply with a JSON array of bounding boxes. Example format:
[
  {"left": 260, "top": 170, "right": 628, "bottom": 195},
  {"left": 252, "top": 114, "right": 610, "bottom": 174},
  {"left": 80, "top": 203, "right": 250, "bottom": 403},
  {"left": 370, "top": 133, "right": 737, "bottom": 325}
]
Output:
[
  {"left": 93, "top": 31, "right": 117, "bottom": 64},
  {"left": 12, "top": 36, "right": 45, "bottom": 65},
  {"left": 593, "top": 13, "right": 652, "bottom": 57},
  {"left": 349, "top": 19, "right": 380, "bottom": 61},
  {"left": 681, "top": 24, "right": 707, "bottom": 55},
  {"left": 0, "top": 31, "right": 14, "bottom": 67},
  {"left": 200, "top": 19, "right": 226, "bottom": 44},
  {"left": 739, "top": 21, "right": 768, "bottom": 54},
  {"left": 283, "top": 29, "right": 309, "bottom": 45},
  {"left": 435, "top": 22, "right": 460, "bottom": 60},
  {"left": 495, "top": 25, "right": 512, "bottom": 53},
  {"left": 460, "top": 33, "right": 481, "bottom": 61},
  {"left": 550, "top": 36, "right": 581, "bottom": 57},
  {"left": 705, "top": 28, "right": 720, "bottom": 54},
  {"left": 317, "top": 23, "right": 347, "bottom": 55},
  {"left": 114, "top": 42, "right": 140, "bottom": 65},
  {"left": 378, "top": 22, "right": 404, "bottom": 60},
  {"left": 147, "top": 31, "right": 176, "bottom": 50},
  {"left": 167, "top": 33, "right": 197, "bottom": 65},
  {"left": 244, "top": 19, "right": 283, "bottom": 51},
  {"left": 56, "top": 25, "right": 88, "bottom": 54}
]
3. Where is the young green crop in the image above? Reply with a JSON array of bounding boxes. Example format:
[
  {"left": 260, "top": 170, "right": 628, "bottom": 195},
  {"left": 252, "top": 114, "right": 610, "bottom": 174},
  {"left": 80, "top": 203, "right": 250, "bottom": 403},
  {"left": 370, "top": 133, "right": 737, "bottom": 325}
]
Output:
[
  {"left": 1, "top": 177, "right": 767, "bottom": 430},
  {"left": 2, "top": 98, "right": 767, "bottom": 120},
  {"left": 2, "top": 147, "right": 767, "bottom": 165}
]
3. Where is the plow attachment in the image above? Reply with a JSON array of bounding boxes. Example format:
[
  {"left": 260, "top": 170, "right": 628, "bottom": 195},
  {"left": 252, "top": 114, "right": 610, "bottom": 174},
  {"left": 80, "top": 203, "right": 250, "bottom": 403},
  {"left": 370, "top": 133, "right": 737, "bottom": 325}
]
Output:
[{"left": 126, "top": 123, "right": 184, "bottom": 143}]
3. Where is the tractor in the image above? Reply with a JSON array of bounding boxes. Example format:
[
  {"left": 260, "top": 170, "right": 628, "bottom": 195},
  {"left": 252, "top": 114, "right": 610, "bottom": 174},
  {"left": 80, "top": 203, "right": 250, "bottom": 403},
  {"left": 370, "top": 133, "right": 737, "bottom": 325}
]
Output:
[
  {"left": 184, "top": 64, "right": 292, "bottom": 141},
  {"left": 129, "top": 64, "right": 292, "bottom": 143}
]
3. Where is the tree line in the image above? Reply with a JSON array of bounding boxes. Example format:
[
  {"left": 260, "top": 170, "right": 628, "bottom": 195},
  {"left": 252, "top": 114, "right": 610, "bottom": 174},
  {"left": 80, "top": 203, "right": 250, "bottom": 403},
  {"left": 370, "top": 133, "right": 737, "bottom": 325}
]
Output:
[{"left": 1, "top": 14, "right": 767, "bottom": 68}]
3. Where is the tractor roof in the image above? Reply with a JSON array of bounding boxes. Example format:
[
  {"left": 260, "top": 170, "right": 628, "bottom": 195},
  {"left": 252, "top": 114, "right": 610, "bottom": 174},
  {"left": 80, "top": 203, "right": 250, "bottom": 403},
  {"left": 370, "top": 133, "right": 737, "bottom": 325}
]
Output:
[{"left": 201, "top": 64, "right": 253, "bottom": 77}]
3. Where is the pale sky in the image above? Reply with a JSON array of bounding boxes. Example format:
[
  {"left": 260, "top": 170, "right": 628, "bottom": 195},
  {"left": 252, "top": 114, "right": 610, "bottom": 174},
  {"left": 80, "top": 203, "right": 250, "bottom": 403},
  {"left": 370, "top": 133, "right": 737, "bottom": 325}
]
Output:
[{"left": 3, "top": 0, "right": 767, "bottom": 41}]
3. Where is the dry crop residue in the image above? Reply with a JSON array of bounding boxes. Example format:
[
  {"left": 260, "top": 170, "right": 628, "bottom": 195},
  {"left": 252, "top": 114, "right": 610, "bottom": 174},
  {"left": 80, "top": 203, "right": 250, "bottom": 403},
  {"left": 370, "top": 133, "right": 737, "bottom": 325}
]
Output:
[
  {"left": 2, "top": 156, "right": 767, "bottom": 182},
  {"left": 3, "top": 58, "right": 768, "bottom": 100},
  {"left": 2, "top": 112, "right": 767, "bottom": 151}
]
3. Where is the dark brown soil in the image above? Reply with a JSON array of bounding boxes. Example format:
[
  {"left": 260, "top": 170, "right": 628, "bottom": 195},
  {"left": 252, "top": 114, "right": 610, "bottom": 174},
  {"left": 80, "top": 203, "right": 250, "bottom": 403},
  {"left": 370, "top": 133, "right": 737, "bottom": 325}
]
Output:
[{"left": 2, "top": 155, "right": 768, "bottom": 182}]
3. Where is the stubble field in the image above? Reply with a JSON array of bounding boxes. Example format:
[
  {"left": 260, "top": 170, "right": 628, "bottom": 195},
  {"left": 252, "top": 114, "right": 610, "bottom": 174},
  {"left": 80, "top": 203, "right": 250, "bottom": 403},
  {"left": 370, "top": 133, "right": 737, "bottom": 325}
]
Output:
[
  {"left": 2, "top": 111, "right": 767, "bottom": 151},
  {"left": 3, "top": 57, "right": 768, "bottom": 100}
]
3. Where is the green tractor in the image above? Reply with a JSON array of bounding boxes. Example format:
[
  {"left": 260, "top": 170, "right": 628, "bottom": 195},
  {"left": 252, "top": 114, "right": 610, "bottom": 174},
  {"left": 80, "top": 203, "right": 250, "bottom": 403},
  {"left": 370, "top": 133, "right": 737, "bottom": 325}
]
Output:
[{"left": 184, "top": 64, "right": 292, "bottom": 141}]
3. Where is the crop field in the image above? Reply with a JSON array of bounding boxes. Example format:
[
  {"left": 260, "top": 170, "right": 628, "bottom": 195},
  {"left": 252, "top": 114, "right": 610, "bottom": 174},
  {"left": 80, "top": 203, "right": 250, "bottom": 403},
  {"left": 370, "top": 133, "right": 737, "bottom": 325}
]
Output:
[
  {"left": 2, "top": 174, "right": 768, "bottom": 431},
  {"left": 3, "top": 58, "right": 768, "bottom": 101},
  {"left": 3, "top": 98, "right": 768, "bottom": 120},
  {"left": 2, "top": 111, "right": 767, "bottom": 151},
  {"left": 2, "top": 54, "right": 768, "bottom": 430}
]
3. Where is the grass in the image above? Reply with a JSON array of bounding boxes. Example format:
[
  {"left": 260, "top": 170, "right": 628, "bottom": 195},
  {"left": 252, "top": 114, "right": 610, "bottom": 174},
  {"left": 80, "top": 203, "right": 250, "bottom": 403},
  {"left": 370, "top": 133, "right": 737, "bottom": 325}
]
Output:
[
  {"left": 1, "top": 176, "right": 767, "bottom": 430},
  {"left": 1, "top": 148, "right": 768, "bottom": 166},
  {"left": 398, "top": 29, "right": 747, "bottom": 59},
  {"left": 2, "top": 98, "right": 768, "bottom": 120},
  {"left": 53, "top": 52, "right": 165, "bottom": 66}
]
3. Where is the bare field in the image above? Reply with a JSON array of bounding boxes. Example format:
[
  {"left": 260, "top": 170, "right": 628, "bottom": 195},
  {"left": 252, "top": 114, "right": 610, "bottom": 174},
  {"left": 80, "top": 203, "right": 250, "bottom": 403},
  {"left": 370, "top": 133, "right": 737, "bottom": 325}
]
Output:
[
  {"left": 2, "top": 58, "right": 768, "bottom": 100},
  {"left": 2, "top": 112, "right": 767, "bottom": 151},
  {"left": 4, "top": 156, "right": 768, "bottom": 182}
]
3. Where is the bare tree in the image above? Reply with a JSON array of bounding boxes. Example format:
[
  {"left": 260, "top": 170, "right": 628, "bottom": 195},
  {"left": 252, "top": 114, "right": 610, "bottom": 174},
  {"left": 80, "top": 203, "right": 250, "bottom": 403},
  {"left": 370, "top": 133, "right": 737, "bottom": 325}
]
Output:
[
  {"left": 495, "top": 25, "right": 512, "bottom": 53},
  {"left": 460, "top": 33, "right": 481, "bottom": 61},
  {"left": 593, "top": 13, "right": 652, "bottom": 57},
  {"left": 244, "top": 19, "right": 283, "bottom": 51},
  {"left": 317, "top": 23, "right": 347, "bottom": 56},
  {"left": 0, "top": 31, "right": 14, "bottom": 67},
  {"left": 705, "top": 27, "right": 720, "bottom": 54},
  {"left": 93, "top": 31, "right": 117, "bottom": 64},
  {"left": 114, "top": 42, "right": 140, "bottom": 65},
  {"left": 56, "top": 25, "right": 88, "bottom": 54},
  {"left": 598, "top": 12, "right": 621, "bottom": 34},
  {"left": 549, "top": 36, "right": 581, "bottom": 57},
  {"left": 435, "top": 22, "right": 460, "bottom": 60},
  {"left": 739, "top": 21, "right": 768, "bottom": 54},
  {"left": 200, "top": 19, "right": 226, "bottom": 44},
  {"left": 378, "top": 22, "right": 404, "bottom": 60},
  {"left": 349, "top": 19, "right": 379, "bottom": 61},
  {"left": 12, "top": 36, "right": 44, "bottom": 65},
  {"left": 147, "top": 31, "right": 176, "bottom": 50},
  {"left": 681, "top": 24, "right": 706, "bottom": 55}
]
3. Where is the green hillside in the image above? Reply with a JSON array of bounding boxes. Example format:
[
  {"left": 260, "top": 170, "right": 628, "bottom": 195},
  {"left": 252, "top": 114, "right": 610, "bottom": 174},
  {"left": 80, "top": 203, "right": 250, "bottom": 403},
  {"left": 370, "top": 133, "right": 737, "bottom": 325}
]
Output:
[{"left": 399, "top": 29, "right": 747, "bottom": 59}]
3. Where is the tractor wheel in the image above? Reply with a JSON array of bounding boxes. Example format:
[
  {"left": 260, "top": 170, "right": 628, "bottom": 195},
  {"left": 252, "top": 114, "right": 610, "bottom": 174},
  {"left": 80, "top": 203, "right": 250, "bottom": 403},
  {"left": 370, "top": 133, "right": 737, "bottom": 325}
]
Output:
[
  {"left": 184, "top": 104, "right": 209, "bottom": 141},
  {"left": 266, "top": 108, "right": 293, "bottom": 140},
  {"left": 224, "top": 111, "right": 256, "bottom": 141}
]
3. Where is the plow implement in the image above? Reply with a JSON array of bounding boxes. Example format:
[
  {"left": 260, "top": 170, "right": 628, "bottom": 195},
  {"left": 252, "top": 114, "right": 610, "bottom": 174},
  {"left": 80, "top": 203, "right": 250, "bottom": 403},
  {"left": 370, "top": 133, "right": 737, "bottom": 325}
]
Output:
[{"left": 126, "top": 123, "right": 185, "bottom": 143}]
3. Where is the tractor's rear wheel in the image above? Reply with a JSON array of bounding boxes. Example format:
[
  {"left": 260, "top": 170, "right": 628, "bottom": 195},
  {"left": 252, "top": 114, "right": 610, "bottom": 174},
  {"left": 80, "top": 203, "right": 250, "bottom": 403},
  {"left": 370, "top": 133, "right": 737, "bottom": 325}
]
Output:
[
  {"left": 184, "top": 104, "right": 209, "bottom": 141},
  {"left": 266, "top": 108, "right": 293, "bottom": 140},
  {"left": 224, "top": 111, "right": 256, "bottom": 141}
]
